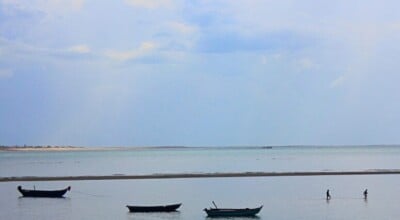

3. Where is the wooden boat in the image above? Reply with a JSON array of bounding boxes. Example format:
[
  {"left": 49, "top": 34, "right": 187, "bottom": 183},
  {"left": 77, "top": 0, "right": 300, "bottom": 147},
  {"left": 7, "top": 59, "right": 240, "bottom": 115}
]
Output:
[
  {"left": 126, "top": 203, "right": 181, "bottom": 212},
  {"left": 204, "top": 202, "right": 262, "bottom": 217},
  {"left": 17, "top": 185, "right": 71, "bottom": 198}
]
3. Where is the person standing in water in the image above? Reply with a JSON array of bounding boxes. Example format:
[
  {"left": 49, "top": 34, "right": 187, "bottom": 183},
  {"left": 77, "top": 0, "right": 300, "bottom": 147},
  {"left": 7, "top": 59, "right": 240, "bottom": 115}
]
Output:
[
  {"left": 363, "top": 189, "right": 368, "bottom": 199},
  {"left": 326, "top": 189, "right": 331, "bottom": 200}
]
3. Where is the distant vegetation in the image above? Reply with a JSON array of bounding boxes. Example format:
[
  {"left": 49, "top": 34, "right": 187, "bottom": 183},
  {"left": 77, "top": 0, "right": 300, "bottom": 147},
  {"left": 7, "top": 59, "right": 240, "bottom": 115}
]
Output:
[{"left": 0, "top": 145, "right": 79, "bottom": 149}]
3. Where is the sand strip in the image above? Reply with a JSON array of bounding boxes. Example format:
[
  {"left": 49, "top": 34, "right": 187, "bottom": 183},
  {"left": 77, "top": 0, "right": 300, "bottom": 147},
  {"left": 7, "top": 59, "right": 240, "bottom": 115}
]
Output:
[{"left": 1, "top": 170, "right": 400, "bottom": 182}]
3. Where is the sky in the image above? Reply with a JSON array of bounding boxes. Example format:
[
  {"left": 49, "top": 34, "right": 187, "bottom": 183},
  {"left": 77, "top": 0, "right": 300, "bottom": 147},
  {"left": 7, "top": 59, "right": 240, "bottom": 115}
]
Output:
[{"left": 1, "top": 0, "right": 400, "bottom": 146}]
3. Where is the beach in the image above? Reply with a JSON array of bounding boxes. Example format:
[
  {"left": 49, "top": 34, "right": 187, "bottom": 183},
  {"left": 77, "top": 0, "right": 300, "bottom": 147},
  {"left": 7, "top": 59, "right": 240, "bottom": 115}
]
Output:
[{"left": 1, "top": 170, "right": 400, "bottom": 182}]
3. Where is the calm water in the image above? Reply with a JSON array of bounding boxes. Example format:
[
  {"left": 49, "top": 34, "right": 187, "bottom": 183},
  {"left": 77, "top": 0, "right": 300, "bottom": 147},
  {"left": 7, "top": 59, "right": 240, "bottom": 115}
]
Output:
[
  {"left": 1, "top": 146, "right": 400, "bottom": 177},
  {"left": 1, "top": 146, "right": 400, "bottom": 219}
]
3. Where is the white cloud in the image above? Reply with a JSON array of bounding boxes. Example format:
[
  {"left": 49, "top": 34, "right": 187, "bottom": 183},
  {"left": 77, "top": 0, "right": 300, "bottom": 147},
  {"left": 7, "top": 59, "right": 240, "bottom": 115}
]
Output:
[
  {"left": 297, "top": 58, "right": 318, "bottom": 70},
  {"left": 1, "top": 0, "right": 85, "bottom": 15},
  {"left": 70, "top": 0, "right": 85, "bottom": 10},
  {"left": 164, "top": 22, "right": 198, "bottom": 50},
  {"left": 124, "top": 0, "right": 173, "bottom": 9},
  {"left": 261, "top": 55, "right": 268, "bottom": 64},
  {"left": 168, "top": 22, "right": 197, "bottom": 34},
  {"left": 261, "top": 53, "right": 283, "bottom": 64},
  {"left": 0, "top": 68, "right": 13, "bottom": 78},
  {"left": 0, "top": 37, "right": 95, "bottom": 62},
  {"left": 67, "top": 44, "right": 91, "bottom": 54},
  {"left": 330, "top": 75, "right": 346, "bottom": 88},
  {"left": 104, "top": 41, "right": 156, "bottom": 61}
]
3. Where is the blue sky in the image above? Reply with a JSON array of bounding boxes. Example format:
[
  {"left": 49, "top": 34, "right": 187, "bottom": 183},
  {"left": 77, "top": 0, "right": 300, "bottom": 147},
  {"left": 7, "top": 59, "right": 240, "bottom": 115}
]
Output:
[{"left": 1, "top": 0, "right": 400, "bottom": 146}]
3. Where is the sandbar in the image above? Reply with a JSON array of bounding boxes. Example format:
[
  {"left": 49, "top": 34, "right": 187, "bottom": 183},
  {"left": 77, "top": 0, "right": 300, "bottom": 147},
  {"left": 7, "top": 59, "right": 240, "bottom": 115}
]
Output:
[{"left": 1, "top": 170, "right": 400, "bottom": 182}]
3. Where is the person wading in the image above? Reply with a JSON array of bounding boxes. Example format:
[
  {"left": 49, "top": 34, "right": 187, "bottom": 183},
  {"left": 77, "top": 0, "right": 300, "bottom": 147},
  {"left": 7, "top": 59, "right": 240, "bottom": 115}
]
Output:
[
  {"left": 326, "top": 189, "right": 331, "bottom": 200},
  {"left": 363, "top": 189, "right": 368, "bottom": 199}
]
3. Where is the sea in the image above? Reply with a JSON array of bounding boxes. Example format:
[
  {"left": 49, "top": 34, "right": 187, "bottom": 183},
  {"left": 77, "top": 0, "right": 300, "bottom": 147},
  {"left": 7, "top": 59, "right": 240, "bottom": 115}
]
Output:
[{"left": 1, "top": 145, "right": 400, "bottom": 220}]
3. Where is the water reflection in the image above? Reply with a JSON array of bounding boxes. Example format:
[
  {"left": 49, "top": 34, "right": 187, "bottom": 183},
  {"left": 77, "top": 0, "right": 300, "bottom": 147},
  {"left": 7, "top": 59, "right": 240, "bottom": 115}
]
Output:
[
  {"left": 206, "top": 216, "right": 261, "bottom": 219},
  {"left": 126, "top": 211, "right": 182, "bottom": 220},
  {"left": 18, "top": 196, "right": 71, "bottom": 204},
  {"left": 16, "top": 196, "right": 72, "bottom": 219}
]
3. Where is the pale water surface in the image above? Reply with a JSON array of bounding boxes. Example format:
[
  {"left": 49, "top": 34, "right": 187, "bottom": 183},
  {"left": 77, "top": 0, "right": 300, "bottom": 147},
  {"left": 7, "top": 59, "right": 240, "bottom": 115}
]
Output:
[
  {"left": 1, "top": 146, "right": 400, "bottom": 177},
  {"left": 1, "top": 146, "right": 400, "bottom": 219}
]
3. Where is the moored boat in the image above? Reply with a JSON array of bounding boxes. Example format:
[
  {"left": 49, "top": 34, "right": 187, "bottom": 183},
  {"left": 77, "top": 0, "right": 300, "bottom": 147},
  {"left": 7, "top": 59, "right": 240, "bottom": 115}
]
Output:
[
  {"left": 126, "top": 203, "right": 182, "bottom": 212},
  {"left": 204, "top": 202, "right": 262, "bottom": 217},
  {"left": 17, "top": 185, "right": 71, "bottom": 198}
]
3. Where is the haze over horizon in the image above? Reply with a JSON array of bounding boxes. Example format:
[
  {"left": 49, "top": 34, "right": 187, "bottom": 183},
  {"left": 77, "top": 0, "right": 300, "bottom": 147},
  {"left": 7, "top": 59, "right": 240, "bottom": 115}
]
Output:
[{"left": 1, "top": 0, "right": 400, "bottom": 146}]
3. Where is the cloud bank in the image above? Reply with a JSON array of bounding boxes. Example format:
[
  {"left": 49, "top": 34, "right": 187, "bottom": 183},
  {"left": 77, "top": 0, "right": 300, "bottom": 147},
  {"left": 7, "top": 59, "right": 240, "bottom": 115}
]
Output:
[{"left": 1, "top": 0, "right": 400, "bottom": 146}]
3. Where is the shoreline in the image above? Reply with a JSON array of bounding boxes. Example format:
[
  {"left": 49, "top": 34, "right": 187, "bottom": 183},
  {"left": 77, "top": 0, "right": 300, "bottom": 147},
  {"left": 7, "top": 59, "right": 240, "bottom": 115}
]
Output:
[
  {"left": 1, "top": 145, "right": 400, "bottom": 152},
  {"left": 0, "top": 146, "right": 191, "bottom": 152},
  {"left": 2, "top": 170, "right": 400, "bottom": 182},
  {"left": 0, "top": 146, "right": 125, "bottom": 152}
]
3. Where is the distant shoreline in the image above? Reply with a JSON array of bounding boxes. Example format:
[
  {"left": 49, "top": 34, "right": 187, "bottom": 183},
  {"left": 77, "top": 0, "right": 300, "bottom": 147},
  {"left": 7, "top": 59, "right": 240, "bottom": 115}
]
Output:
[
  {"left": 0, "top": 146, "right": 86, "bottom": 152},
  {"left": 1, "top": 144, "right": 399, "bottom": 152},
  {"left": 0, "top": 146, "right": 129, "bottom": 152},
  {"left": 1, "top": 170, "right": 400, "bottom": 182},
  {"left": 0, "top": 146, "right": 108, "bottom": 152},
  {"left": 0, "top": 144, "right": 193, "bottom": 150},
  {"left": 0, "top": 145, "right": 270, "bottom": 152}
]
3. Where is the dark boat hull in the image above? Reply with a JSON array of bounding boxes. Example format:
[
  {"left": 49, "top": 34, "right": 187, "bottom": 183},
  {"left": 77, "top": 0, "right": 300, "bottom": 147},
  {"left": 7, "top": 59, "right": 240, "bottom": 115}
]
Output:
[
  {"left": 204, "top": 206, "right": 263, "bottom": 217},
  {"left": 126, "top": 203, "right": 181, "bottom": 212},
  {"left": 18, "top": 186, "right": 71, "bottom": 198}
]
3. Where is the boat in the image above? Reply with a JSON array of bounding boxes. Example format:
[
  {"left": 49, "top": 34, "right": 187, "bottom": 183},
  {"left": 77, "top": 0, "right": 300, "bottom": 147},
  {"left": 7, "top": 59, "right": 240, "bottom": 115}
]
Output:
[
  {"left": 126, "top": 203, "right": 182, "bottom": 212},
  {"left": 204, "top": 202, "right": 262, "bottom": 217},
  {"left": 17, "top": 185, "right": 71, "bottom": 198}
]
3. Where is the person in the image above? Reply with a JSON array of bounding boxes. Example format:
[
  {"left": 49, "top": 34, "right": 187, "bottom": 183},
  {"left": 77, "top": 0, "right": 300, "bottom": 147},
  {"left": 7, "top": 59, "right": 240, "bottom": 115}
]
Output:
[
  {"left": 363, "top": 189, "right": 368, "bottom": 199},
  {"left": 326, "top": 189, "right": 331, "bottom": 200}
]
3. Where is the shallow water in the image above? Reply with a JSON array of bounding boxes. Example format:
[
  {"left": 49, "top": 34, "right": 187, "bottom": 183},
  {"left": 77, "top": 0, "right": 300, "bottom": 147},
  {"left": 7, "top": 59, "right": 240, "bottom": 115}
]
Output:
[
  {"left": 1, "top": 146, "right": 400, "bottom": 177},
  {"left": 1, "top": 146, "right": 400, "bottom": 219},
  {"left": 1, "top": 175, "right": 400, "bottom": 219}
]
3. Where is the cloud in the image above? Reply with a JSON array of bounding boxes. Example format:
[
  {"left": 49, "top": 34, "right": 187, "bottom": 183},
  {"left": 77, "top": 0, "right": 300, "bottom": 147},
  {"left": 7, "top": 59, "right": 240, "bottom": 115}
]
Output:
[
  {"left": 0, "top": 68, "right": 13, "bottom": 78},
  {"left": 297, "top": 57, "right": 318, "bottom": 70},
  {"left": 196, "top": 31, "right": 311, "bottom": 53},
  {"left": 0, "top": 0, "right": 85, "bottom": 16},
  {"left": 67, "top": 44, "right": 91, "bottom": 54},
  {"left": 0, "top": 37, "right": 95, "bottom": 62},
  {"left": 167, "top": 22, "right": 197, "bottom": 34},
  {"left": 160, "top": 22, "right": 199, "bottom": 51},
  {"left": 124, "top": 0, "right": 173, "bottom": 9},
  {"left": 70, "top": 0, "right": 85, "bottom": 10},
  {"left": 104, "top": 41, "right": 157, "bottom": 61},
  {"left": 330, "top": 75, "right": 346, "bottom": 88}
]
